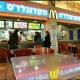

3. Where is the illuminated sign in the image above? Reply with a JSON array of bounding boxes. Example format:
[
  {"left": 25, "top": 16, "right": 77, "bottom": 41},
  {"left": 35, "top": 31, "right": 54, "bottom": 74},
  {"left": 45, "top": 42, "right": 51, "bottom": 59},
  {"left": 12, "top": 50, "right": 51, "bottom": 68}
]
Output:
[
  {"left": 56, "top": 12, "right": 80, "bottom": 22},
  {"left": 49, "top": 9, "right": 56, "bottom": 19},
  {"left": 0, "top": 1, "right": 49, "bottom": 17},
  {"left": 46, "top": 8, "right": 80, "bottom": 22}
]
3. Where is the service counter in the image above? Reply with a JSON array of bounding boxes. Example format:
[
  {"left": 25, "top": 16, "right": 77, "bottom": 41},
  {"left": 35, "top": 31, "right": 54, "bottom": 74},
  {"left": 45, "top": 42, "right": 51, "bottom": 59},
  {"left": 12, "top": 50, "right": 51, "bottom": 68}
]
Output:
[{"left": 0, "top": 41, "right": 34, "bottom": 48}]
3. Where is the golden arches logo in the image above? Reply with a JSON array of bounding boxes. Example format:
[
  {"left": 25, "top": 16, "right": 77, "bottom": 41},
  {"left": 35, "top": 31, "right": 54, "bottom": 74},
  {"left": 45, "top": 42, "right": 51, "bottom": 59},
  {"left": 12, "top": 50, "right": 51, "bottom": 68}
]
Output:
[{"left": 49, "top": 68, "right": 59, "bottom": 79}]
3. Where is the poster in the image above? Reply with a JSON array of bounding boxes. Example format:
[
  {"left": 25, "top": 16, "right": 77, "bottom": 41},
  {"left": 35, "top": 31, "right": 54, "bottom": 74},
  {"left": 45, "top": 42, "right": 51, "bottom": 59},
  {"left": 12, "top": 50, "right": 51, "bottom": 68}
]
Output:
[
  {"left": 14, "top": 22, "right": 27, "bottom": 28},
  {"left": 50, "top": 23, "right": 58, "bottom": 53}
]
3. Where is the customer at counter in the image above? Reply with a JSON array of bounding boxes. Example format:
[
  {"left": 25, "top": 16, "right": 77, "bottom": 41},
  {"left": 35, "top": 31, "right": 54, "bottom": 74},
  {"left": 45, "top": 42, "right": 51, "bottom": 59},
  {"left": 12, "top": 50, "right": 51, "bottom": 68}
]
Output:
[
  {"left": 8, "top": 29, "right": 19, "bottom": 49},
  {"left": 19, "top": 31, "right": 26, "bottom": 42},
  {"left": 43, "top": 31, "right": 51, "bottom": 48},
  {"left": 34, "top": 32, "right": 43, "bottom": 46}
]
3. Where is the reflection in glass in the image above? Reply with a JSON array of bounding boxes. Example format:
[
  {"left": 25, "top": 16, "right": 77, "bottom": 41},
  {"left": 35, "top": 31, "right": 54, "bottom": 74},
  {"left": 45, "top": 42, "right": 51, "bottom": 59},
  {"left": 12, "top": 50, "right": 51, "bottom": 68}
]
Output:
[
  {"left": 6, "top": 21, "right": 13, "bottom": 28},
  {"left": 0, "top": 21, "right": 4, "bottom": 28}
]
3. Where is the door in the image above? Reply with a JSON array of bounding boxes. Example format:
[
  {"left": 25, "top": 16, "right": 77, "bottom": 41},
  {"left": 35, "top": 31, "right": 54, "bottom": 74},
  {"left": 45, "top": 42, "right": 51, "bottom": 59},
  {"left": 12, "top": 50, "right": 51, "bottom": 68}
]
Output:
[
  {"left": 69, "top": 30, "right": 73, "bottom": 40},
  {"left": 77, "top": 29, "right": 80, "bottom": 40}
]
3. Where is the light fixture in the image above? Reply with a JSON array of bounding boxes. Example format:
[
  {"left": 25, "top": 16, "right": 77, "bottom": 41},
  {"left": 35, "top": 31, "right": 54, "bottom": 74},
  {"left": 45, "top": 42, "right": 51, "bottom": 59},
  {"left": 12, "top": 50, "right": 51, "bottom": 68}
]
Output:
[
  {"left": 34, "top": 21, "right": 37, "bottom": 22},
  {"left": 17, "top": 19, "right": 20, "bottom": 21}
]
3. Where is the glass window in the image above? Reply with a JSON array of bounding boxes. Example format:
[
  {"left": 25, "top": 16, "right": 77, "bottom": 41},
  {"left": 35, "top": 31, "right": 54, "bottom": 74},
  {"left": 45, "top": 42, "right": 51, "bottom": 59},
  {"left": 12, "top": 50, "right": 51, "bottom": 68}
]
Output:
[
  {"left": 0, "top": 21, "right": 4, "bottom": 28},
  {"left": 28, "top": 23, "right": 40, "bottom": 29},
  {"left": 14, "top": 22, "right": 27, "bottom": 28},
  {"left": 6, "top": 21, "right": 13, "bottom": 28}
]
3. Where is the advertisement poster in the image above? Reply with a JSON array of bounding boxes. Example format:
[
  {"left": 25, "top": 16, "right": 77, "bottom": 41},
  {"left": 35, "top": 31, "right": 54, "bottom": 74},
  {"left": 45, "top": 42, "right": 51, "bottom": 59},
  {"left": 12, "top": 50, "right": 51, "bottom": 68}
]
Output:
[
  {"left": 14, "top": 22, "right": 27, "bottom": 28},
  {"left": 28, "top": 23, "right": 40, "bottom": 29},
  {"left": 50, "top": 24, "right": 58, "bottom": 53},
  {"left": 6, "top": 21, "right": 13, "bottom": 28}
]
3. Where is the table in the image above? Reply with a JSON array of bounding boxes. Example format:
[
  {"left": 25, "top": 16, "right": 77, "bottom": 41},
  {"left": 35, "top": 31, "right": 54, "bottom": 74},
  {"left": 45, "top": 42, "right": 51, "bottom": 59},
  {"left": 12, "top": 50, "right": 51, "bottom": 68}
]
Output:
[{"left": 11, "top": 54, "right": 80, "bottom": 80}]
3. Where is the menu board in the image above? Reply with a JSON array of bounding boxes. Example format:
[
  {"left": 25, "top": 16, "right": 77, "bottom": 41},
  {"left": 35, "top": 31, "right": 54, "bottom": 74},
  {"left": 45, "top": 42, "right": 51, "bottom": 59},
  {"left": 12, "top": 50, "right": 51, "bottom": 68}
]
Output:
[
  {"left": 28, "top": 23, "right": 40, "bottom": 29},
  {"left": 0, "top": 21, "right": 4, "bottom": 28},
  {"left": 6, "top": 21, "right": 13, "bottom": 28},
  {"left": 14, "top": 22, "right": 27, "bottom": 28}
]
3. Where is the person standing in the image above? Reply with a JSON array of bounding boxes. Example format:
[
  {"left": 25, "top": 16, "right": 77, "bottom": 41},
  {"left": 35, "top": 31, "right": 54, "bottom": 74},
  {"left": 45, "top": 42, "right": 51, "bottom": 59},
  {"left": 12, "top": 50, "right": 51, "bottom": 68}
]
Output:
[
  {"left": 34, "top": 32, "right": 43, "bottom": 46},
  {"left": 43, "top": 31, "right": 51, "bottom": 48},
  {"left": 8, "top": 29, "right": 19, "bottom": 49},
  {"left": 19, "top": 31, "right": 26, "bottom": 42}
]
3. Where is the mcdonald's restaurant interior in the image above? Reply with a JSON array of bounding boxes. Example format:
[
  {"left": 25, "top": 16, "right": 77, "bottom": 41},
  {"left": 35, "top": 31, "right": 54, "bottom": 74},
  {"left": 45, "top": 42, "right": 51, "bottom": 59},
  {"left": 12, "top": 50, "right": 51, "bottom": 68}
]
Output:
[{"left": 0, "top": 1, "right": 80, "bottom": 80}]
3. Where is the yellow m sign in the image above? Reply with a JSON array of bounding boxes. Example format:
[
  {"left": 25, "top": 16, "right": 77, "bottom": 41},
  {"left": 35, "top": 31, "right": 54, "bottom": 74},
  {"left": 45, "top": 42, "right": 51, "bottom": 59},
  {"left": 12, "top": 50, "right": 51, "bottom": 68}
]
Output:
[{"left": 49, "top": 69, "right": 59, "bottom": 79}]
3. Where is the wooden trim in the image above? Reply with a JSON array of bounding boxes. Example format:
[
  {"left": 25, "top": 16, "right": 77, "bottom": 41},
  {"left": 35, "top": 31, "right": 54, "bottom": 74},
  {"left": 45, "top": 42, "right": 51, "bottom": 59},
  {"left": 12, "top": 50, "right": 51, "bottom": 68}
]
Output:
[
  {"left": 56, "top": 8, "right": 80, "bottom": 16},
  {"left": 57, "top": 19, "right": 80, "bottom": 25},
  {"left": 0, "top": 12, "right": 49, "bottom": 21}
]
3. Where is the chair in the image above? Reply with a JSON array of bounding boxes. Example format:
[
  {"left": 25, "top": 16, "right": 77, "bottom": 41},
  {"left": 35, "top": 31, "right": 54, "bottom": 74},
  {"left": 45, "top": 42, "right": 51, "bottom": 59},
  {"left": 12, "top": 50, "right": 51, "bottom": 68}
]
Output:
[
  {"left": 43, "top": 47, "right": 54, "bottom": 55},
  {"left": 60, "top": 43, "right": 68, "bottom": 54},
  {"left": 0, "top": 48, "right": 10, "bottom": 80},
  {"left": 48, "top": 48, "right": 54, "bottom": 54},
  {"left": 34, "top": 45, "right": 54, "bottom": 55},
  {"left": 0, "top": 48, "right": 10, "bottom": 63},
  {"left": 34, "top": 45, "right": 42, "bottom": 55},
  {"left": 14, "top": 48, "right": 32, "bottom": 57},
  {"left": 77, "top": 44, "right": 80, "bottom": 54},
  {"left": 34, "top": 45, "right": 42, "bottom": 48},
  {"left": 77, "top": 53, "right": 80, "bottom": 59}
]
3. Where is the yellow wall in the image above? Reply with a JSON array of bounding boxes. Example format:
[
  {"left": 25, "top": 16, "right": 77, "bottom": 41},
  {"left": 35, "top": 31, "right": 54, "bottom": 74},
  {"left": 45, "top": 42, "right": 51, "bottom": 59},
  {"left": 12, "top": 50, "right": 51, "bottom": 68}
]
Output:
[
  {"left": 55, "top": 1, "right": 80, "bottom": 13},
  {"left": 29, "top": 1, "right": 48, "bottom": 5}
]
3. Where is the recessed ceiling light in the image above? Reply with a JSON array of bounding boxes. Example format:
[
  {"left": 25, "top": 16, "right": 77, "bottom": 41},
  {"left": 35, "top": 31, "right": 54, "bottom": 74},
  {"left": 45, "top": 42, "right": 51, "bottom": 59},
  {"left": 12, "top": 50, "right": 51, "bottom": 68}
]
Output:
[
  {"left": 34, "top": 21, "right": 37, "bottom": 22},
  {"left": 17, "top": 19, "right": 20, "bottom": 21}
]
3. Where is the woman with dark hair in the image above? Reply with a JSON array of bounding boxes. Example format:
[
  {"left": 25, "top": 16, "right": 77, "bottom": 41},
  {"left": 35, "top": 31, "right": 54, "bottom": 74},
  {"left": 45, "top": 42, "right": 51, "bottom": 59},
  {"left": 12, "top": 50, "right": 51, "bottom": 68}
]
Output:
[
  {"left": 43, "top": 31, "right": 51, "bottom": 48},
  {"left": 8, "top": 29, "right": 19, "bottom": 49},
  {"left": 34, "top": 32, "right": 43, "bottom": 46}
]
